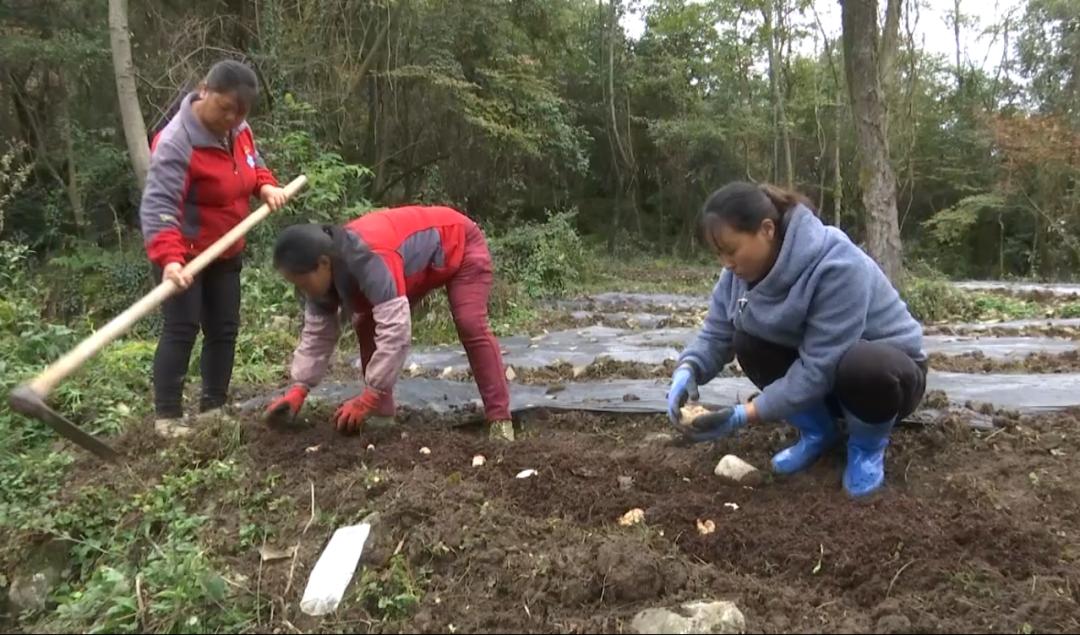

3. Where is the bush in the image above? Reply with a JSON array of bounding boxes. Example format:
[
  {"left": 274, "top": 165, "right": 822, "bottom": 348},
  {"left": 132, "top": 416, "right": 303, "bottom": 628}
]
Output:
[
  {"left": 899, "top": 274, "right": 977, "bottom": 324},
  {"left": 489, "top": 210, "right": 585, "bottom": 297}
]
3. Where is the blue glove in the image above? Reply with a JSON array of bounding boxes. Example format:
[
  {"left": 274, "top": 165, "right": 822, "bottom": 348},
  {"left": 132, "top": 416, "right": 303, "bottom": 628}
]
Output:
[
  {"left": 680, "top": 404, "right": 748, "bottom": 443},
  {"left": 667, "top": 365, "right": 699, "bottom": 426}
]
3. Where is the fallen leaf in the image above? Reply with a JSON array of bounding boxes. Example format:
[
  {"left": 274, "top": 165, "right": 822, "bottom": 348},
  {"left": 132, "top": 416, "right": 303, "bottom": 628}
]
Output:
[
  {"left": 305, "top": 445, "right": 321, "bottom": 454},
  {"left": 472, "top": 455, "right": 486, "bottom": 467},
  {"left": 419, "top": 447, "right": 432, "bottom": 455},
  {"left": 366, "top": 444, "right": 375, "bottom": 451},
  {"left": 724, "top": 502, "right": 740, "bottom": 511},
  {"left": 696, "top": 519, "right": 716, "bottom": 535},
  {"left": 618, "top": 508, "right": 646, "bottom": 526},
  {"left": 259, "top": 545, "right": 297, "bottom": 563},
  {"left": 441, "top": 366, "right": 455, "bottom": 378},
  {"left": 516, "top": 469, "right": 538, "bottom": 479},
  {"left": 505, "top": 366, "right": 517, "bottom": 381}
]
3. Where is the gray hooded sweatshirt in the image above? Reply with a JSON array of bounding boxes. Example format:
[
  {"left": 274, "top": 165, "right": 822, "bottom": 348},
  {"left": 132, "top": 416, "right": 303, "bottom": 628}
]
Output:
[{"left": 677, "top": 205, "right": 925, "bottom": 423}]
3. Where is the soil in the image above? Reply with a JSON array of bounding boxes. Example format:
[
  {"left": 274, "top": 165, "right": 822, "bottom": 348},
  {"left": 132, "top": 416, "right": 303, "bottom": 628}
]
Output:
[
  {"left": 44, "top": 403, "right": 1080, "bottom": 634},
  {"left": 927, "top": 323, "right": 1080, "bottom": 340},
  {"left": 411, "top": 358, "right": 685, "bottom": 384},
  {"left": 537, "top": 309, "right": 707, "bottom": 331},
  {"left": 930, "top": 350, "right": 1080, "bottom": 374}
]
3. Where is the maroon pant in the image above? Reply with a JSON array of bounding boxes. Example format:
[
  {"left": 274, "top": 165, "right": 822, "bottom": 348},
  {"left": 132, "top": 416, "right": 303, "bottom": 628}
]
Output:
[{"left": 354, "top": 225, "right": 512, "bottom": 421}]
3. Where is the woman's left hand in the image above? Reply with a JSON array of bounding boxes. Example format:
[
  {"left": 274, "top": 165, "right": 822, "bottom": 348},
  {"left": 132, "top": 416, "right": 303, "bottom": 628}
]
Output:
[
  {"left": 260, "top": 184, "right": 288, "bottom": 211},
  {"left": 680, "top": 403, "right": 751, "bottom": 442}
]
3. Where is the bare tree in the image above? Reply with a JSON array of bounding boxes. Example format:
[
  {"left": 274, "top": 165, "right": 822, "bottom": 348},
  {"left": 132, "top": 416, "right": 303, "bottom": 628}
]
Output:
[
  {"left": 763, "top": 0, "right": 794, "bottom": 187},
  {"left": 842, "top": 0, "right": 903, "bottom": 283},
  {"left": 109, "top": 0, "right": 150, "bottom": 189}
]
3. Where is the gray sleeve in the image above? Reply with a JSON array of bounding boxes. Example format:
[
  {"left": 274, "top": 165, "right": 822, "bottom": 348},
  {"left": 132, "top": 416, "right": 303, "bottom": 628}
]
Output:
[
  {"left": 139, "top": 139, "right": 190, "bottom": 244},
  {"left": 677, "top": 272, "right": 736, "bottom": 383}
]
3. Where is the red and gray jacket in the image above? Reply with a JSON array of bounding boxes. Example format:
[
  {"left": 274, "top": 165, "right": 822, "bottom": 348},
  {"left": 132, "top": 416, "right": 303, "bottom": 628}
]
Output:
[
  {"left": 139, "top": 92, "right": 278, "bottom": 267},
  {"left": 289, "top": 206, "right": 477, "bottom": 392}
]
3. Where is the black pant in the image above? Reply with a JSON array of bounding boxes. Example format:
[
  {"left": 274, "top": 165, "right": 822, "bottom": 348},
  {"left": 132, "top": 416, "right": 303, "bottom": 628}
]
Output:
[
  {"left": 734, "top": 330, "right": 927, "bottom": 424},
  {"left": 152, "top": 256, "right": 242, "bottom": 418}
]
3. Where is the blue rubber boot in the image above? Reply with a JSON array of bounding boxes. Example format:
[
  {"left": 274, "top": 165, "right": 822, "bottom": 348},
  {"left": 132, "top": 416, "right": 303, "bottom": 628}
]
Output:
[
  {"left": 771, "top": 401, "right": 839, "bottom": 475},
  {"left": 842, "top": 410, "right": 895, "bottom": 498}
]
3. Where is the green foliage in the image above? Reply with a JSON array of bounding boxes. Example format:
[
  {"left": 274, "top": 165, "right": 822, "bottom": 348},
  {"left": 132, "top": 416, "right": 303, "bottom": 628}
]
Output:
[
  {"left": 489, "top": 210, "right": 585, "bottom": 298},
  {"left": 356, "top": 554, "right": 426, "bottom": 622},
  {"left": 44, "top": 245, "right": 155, "bottom": 330},
  {"left": 923, "top": 194, "right": 1007, "bottom": 246},
  {"left": 900, "top": 273, "right": 978, "bottom": 324},
  {"left": 43, "top": 459, "right": 254, "bottom": 634},
  {"left": 259, "top": 94, "right": 373, "bottom": 227}
]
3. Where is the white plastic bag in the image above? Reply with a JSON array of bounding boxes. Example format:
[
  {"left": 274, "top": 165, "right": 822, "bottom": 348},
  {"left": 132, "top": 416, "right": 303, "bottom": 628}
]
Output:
[{"left": 299, "top": 523, "right": 372, "bottom": 616}]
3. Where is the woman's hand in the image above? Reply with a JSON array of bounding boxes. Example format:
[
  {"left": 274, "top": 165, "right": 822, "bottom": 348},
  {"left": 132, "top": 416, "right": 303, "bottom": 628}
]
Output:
[{"left": 260, "top": 184, "right": 288, "bottom": 211}]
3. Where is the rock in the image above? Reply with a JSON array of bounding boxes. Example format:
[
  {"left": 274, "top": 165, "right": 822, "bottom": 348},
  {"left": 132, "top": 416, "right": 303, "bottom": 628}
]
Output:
[
  {"left": 7, "top": 541, "right": 68, "bottom": 614},
  {"left": 714, "top": 455, "right": 763, "bottom": 486},
  {"left": 631, "top": 600, "right": 746, "bottom": 634},
  {"left": 875, "top": 614, "right": 912, "bottom": 634},
  {"left": 644, "top": 432, "right": 675, "bottom": 444},
  {"left": 618, "top": 508, "right": 645, "bottom": 526},
  {"left": 681, "top": 403, "right": 711, "bottom": 422}
]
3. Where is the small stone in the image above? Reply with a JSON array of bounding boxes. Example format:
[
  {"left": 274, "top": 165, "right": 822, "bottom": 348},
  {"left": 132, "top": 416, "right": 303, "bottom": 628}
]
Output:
[
  {"left": 617, "top": 476, "right": 634, "bottom": 491},
  {"left": 696, "top": 519, "right": 716, "bottom": 535},
  {"left": 515, "top": 469, "right": 538, "bottom": 479},
  {"left": 875, "top": 614, "right": 912, "bottom": 634},
  {"left": 472, "top": 455, "right": 486, "bottom": 467},
  {"left": 419, "top": 447, "right": 432, "bottom": 455},
  {"left": 714, "top": 455, "right": 763, "bottom": 486},
  {"left": 618, "top": 508, "right": 646, "bottom": 526},
  {"left": 505, "top": 366, "right": 517, "bottom": 382},
  {"left": 631, "top": 601, "right": 745, "bottom": 634},
  {"left": 623, "top": 393, "right": 641, "bottom": 402},
  {"left": 680, "top": 403, "right": 711, "bottom": 423}
]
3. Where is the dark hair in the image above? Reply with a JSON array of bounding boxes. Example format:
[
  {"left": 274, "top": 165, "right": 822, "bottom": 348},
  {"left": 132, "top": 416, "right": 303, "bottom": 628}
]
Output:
[
  {"left": 699, "top": 182, "right": 815, "bottom": 245},
  {"left": 274, "top": 224, "right": 335, "bottom": 274},
  {"left": 204, "top": 59, "right": 259, "bottom": 111}
]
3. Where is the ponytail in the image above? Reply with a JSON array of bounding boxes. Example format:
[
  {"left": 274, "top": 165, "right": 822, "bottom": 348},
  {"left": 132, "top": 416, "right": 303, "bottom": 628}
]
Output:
[{"left": 699, "top": 182, "right": 816, "bottom": 245}]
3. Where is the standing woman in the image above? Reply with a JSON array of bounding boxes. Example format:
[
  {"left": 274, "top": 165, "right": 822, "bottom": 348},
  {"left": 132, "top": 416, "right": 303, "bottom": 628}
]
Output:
[
  {"left": 140, "top": 60, "right": 288, "bottom": 437},
  {"left": 667, "top": 182, "right": 926, "bottom": 498}
]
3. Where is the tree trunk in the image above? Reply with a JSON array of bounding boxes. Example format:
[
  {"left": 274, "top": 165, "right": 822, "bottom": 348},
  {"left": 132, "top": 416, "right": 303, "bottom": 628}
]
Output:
[
  {"left": 58, "top": 86, "right": 84, "bottom": 230},
  {"left": 952, "top": 0, "right": 963, "bottom": 92},
  {"left": 763, "top": 1, "right": 793, "bottom": 186},
  {"left": 842, "top": 0, "right": 903, "bottom": 283},
  {"left": 109, "top": 0, "right": 150, "bottom": 189},
  {"left": 880, "top": 0, "right": 902, "bottom": 100},
  {"left": 834, "top": 103, "right": 843, "bottom": 228}
]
